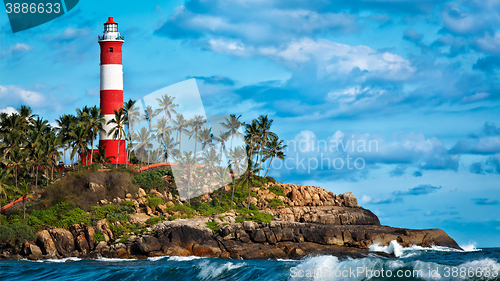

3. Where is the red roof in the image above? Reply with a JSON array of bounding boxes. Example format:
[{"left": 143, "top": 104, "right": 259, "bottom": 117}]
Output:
[{"left": 105, "top": 17, "right": 116, "bottom": 24}]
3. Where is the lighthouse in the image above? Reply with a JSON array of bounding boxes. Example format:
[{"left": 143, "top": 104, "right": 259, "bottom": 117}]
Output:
[{"left": 98, "top": 17, "right": 126, "bottom": 164}]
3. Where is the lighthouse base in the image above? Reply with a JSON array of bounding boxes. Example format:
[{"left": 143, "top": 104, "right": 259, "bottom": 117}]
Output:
[{"left": 99, "top": 139, "right": 127, "bottom": 164}]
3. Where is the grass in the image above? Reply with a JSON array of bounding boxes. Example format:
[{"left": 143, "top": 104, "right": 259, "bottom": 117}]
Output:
[
  {"left": 267, "top": 198, "right": 284, "bottom": 209},
  {"left": 268, "top": 185, "right": 285, "bottom": 197}
]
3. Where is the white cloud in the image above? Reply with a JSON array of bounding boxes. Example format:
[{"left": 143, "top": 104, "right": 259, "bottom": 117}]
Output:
[
  {"left": 0, "top": 107, "right": 16, "bottom": 115},
  {"left": 361, "top": 195, "right": 371, "bottom": 203},
  {"left": 0, "top": 85, "right": 45, "bottom": 107},
  {"left": 3, "top": 43, "right": 32, "bottom": 55},
  {"left": 475, "top": 33, "right": 500, "bottom": 55}
]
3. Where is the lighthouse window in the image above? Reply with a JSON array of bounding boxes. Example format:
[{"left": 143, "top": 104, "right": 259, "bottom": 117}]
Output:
[{"left": 109, "top": 47, "right": 113, "bottom": 53}]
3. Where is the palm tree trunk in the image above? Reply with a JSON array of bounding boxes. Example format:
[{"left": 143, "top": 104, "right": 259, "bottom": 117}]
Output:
[
  {"left": 247, "top": 174, "right": 251, "bottom": 209},
  {"left": 231, "top": 176, "right": 235, "bottom": 210},
  {"left": 15, "top": 167, "right": 18, "bottom": 189},
  {"left": 23, "top": 195, "right": 26, "bottom": 220},
  {"left": 116, "top": 131, "right": 120, "bottom": 168},
  {"left": 35, "top": 164, "right": 39, "bottom": 196},
  {"left": 264, "top": 156, "right": 274, "bottom": 178},
  {"left": 218, "top": 185, "right": 223, "bottom": 211},
  {"left": 90, "top": 134, "right": 94, "bottom": 165}
]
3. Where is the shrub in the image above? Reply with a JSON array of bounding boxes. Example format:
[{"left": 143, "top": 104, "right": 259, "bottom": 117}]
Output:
[
  {"left": 265, "top": 176, "right": 276, "bottom": 183},
  {"left": 267, "top": 198, "right": 284, "bottom": 209},
  {"left": 133, "top": 169, "right": 173, "bottom": 192},
  {"left": 235, "top": 209, "right": 273, "bottom": 224},
  {"left": 90, "top": 205, "right": 121, "bottom": 219},
  {"left": 147, "top": 197, "right": 164, "bottom": 209},
  {"left": 117, "top": 234, "right": 131, "bottom": 244},
  {"left": 268, "top": 185, "right": 285, "bottom": 197},
  {"left": 0, "top": 224, "right": 36, "bottom": 249},
  {"left": 172, "top": 205, "right": 196, "bottom": 218},
  {"left": 205, "top": 221, "right": 219, "bottom": 233},
  {"left": 106, "top": 211, "right": 130, "bottom": 224},
  {"left": 121, "top": 201, "right": 134, "bottom": 207},
  {"left": 54, "top": 208, "right": 90, "bottom": 229},
  {"left": 94, "top": 229, "right": 105, "bottom": 242},
  {"left": 145, "top": 217, "right": 161, "bottom": 225}
]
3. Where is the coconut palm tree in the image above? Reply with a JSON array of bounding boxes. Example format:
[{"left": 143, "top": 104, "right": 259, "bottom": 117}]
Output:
[
  {"left": 18, "top": 180, "right": 30, "bottom": 220},
  {"left": 256, "top": 115, "right": 277, "bottom": 175},
  {"left": 124, "top": 99, "right": 141, "bottom": 164},
  {"left": 133, "top": 127, "right": 153, "bottom": 170},
  {"left": 179, "top": 151, "right": 198, "bottom": 204},
  {"left": 228, "top": 146, "right": 246, "bottom": 209},
  {"left": 0, "top": 169, "right": 11, "bottom": 224},
  {"left": 172, "top": 113, "right": 190, "bottom": 153},
  {"left": 198, "top": 128, "right": 214, "bottom": 151},
  {"left": 159, "top": 131, "right": 179, "bottom": 162},
  {"left": 213, "top": 130, "right": 230, "bottom": 164},
  {"left": 214, "top": 166, "right": 231, "bottom": 211},
  {"left": 262, "top": 136, "right": 287, "bottom": 177},
  {"left": 156, "top": 94, "right": 178, "bottom": 121},
  {"left": 88, "top": 106, "right": 105, "bottom": 165},
  {"left": 68, "top": 124, "right": 89, "bottom": 167},
  {"left": 221, "top": 114, "right": 243, "bottom": 152},
  {"left": 142, "top": 105, "right": 159, "bottom": 132},
  {"left": 107, "top": 108, "right": 127, "bottom": 168},
  {"left": 240, "top": 157, "right": 261, "bottom": 209},
  {"left": 189, "top": 115, "right": 206, "bottom": 157}
]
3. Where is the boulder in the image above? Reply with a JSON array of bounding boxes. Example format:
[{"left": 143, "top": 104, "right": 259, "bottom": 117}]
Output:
[
  {"left": 138, "top": 236, "right": 162, "bottom": 253},
  {"left": 36, "top": 230, "right": 58, "bottom": 257},
  {"left": 49, "top": 228, "right": 75, "bottom": 256},
  {"left": 342, "top": 192, "right": 357, "bottom": 207}
]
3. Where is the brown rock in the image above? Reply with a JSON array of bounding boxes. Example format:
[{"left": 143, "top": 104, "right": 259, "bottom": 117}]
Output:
[
  {"left": 250, "top": 229, "right": 267, "bottom": 243},
  {"left": 138, "top": 236, "right": 162, "bottom": 253},
  {"left": 36, "top": 230, "right": 58, "bottom": 257},
  {"left": 49, "top": 228, "right": 75, "bottom": 256}
]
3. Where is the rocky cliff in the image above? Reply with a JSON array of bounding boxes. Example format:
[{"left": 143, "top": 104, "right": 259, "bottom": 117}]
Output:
[{"left": 0, "top": 183, "right": 462, "bottom": 261}]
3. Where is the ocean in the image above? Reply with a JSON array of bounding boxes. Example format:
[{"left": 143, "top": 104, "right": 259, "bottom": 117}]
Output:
[{"left": 1, "top": 242, "right": 499, "bottom": 280}]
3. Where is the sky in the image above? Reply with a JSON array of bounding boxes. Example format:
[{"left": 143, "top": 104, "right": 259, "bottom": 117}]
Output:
[{"left": 0, "top": 0, "right": 499, "bottom": 247}]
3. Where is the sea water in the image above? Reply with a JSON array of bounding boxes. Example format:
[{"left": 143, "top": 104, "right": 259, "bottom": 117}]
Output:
[{"left": 1, "top": 242, "right": 499, "bottom": 280}]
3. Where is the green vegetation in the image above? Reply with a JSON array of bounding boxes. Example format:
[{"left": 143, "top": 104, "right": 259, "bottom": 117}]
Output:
[
  {"left": 267, "top": 198, "right": 284, "bottom": 209},
  {"left": 235, "top": 208, "right": 274, "bottom": 224},
  {"left": 116, "top": 234, "right": 131, "bottom": 244},
  {"left": 0, "top": 224, "right": 36, "bottom": 250},
  {"left": 268, "top": 185, "right": 285, "bottom": 197},
  {"left": 94, "top": 229, "right": 105, "bottom": 242},
  {"left": 133, "top": 169, "right": 173, "bottom": 192},
  {"left": 121, "top": 201, "right": 134, "bottom": 207},
  {"left": 205, "top": 221, "right": 219, "bottom": 233},
  {"left": 147, "top": 197, "right": 164, "bottom": 209},
  {"left": 145, "top": 217, "right": 161, "bottom": 225}
]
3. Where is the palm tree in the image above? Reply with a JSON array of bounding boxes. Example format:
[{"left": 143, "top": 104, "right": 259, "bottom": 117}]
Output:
[
  {"left": 18, "top": 181, "right": 30, "bottom": 220},
  {"left": 124, "top": 99, "right": 141, "bottom": 165},
  {"left": 228, "top": 146, "right": 246, "bottom": 209},
  {"left": 0, "top": 169, "right": 11, "bottom": 224},
  {"left": 156, "top": 94, "right": 178, "bottom": 121},
  {"left": 6, "top": 146, "right": 28, "bottom": 189},
  {"left": 172, "top": 114, "right": 190, "bottom": 153},
  {"left": 256, "top": 115, "right": 277, "bottom": 175},
  {"left": 179, "top": 151, "right": 198, "bottom": 204},
  {"left": 107, "top": 108, "right": 127, "bottom": 168},
  {"left": 88, "top": 106, "right": 105, "bottom": 165},
  {"left": 133, "top": 127, "right": 153, "bottom": 170},
  {"left": 262, "top": 136, "right": 287, "bottom": 177},
  {"left": 221, "top": 114, "right": 243, "bottom": 152},
  {"left": 68, "top": 124, "right": 89, "bottom": 167},
  {"left": 240, "top": 158, "right": 260, "bottom": 209},
  {"left": 159, "top": 131, "right": 179, "bottom": 162},
  {"left": 214, "top": 131, "right": 230, "bottom": 164},
  {"left": 198, "top": 128, "right": 214, "bottom": 151},
  {"left": 189, "top": 115, "right": 206, "bottom": 156},
  {"left": 214, "top": 166, "right": 231, "bottom": 211},
  {"left": 142, "top": 105, "right": 159, "bottom": 132}
]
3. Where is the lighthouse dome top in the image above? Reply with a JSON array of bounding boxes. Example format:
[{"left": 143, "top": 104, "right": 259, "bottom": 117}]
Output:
[{"left": 98, "top": 17, "right": 124, "bottom": 42}]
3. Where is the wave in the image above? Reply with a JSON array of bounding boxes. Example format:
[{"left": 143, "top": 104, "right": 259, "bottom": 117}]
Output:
[
  {"left": 368, "top": 240, "right": 476, "bottom": 258},
  {"left": 196, "top": 259, "right": 246, "bottom": 280},
  {"left": 290, "top": 255, "right": 500, "bottom": 281}
]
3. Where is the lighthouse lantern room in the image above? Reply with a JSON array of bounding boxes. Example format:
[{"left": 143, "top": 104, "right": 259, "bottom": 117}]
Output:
[{"left": 98, "top": 17, "right": 127, "bottom": 164}]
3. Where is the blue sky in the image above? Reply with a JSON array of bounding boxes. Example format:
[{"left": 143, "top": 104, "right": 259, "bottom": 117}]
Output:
[{"left": 1, "top": 0, "right": 499, "bottom": 247}]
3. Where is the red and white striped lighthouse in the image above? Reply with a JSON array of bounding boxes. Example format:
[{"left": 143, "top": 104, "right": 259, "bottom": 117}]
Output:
[{"left": 98, "top": 17, "right": 126, "bottom": 164}]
